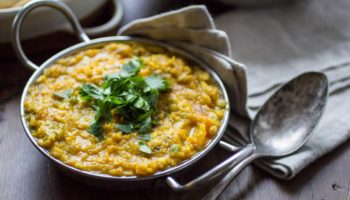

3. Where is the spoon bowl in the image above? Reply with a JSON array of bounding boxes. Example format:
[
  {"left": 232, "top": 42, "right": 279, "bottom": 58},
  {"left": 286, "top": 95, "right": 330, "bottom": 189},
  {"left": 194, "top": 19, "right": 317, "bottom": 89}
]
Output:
[
  {"left": 252, "top": 72, "right": 328, "bottom": 156},
  {"left": 200, "top": 72, "right": 328, "bottom": 199}
]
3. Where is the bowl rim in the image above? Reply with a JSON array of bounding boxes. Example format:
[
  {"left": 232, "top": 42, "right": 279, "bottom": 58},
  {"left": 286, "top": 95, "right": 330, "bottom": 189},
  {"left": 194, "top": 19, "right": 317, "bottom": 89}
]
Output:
[{"left": 20, "top": 36, "right": 231, "bottom": 181}]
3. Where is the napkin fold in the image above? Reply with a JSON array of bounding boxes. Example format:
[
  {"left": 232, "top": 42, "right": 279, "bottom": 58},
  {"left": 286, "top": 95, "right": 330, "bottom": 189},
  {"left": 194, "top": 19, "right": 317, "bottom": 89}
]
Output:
[{"left": 118, "top": 2, "right": 350, "bottom": 181}]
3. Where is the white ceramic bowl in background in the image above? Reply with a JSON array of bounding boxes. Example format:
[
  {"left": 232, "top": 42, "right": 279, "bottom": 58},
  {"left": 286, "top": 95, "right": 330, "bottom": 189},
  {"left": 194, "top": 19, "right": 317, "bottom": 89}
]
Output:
[{"left": 0, "top": 0, "right": 123, "bottom": 43}]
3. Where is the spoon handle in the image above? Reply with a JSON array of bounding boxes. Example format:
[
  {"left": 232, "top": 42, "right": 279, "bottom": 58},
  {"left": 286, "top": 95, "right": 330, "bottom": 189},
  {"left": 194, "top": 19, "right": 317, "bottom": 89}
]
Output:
[
  {"left": 201, "top": 153, "right": 259, "bottom": 200},
  {"left": 166, "top": 144, "right": 255, "bottom": 192}
]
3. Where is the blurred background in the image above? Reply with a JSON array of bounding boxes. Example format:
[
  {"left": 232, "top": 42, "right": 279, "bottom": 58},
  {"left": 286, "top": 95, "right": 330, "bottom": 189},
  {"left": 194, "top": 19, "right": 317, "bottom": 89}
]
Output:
[{"left": 0, "top": 0, "right": 291, "bottom": 102}]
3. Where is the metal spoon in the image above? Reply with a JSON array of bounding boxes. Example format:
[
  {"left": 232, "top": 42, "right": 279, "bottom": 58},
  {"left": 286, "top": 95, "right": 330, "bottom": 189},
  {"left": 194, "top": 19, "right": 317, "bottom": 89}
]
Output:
[{"left": 202, "top": 72, "right": 328, "bottom": 200}]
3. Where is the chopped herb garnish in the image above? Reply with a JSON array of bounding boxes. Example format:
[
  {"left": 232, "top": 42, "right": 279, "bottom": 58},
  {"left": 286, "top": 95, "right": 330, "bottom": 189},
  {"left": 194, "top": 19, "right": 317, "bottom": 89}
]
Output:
[
  {"left": 139, "top": 133, "right": 151, "bottom": 141},
  {"left": 169, "top": 144, "right": 179, "bottom": 154},
  {"left": 145, "top": 75, "right": 169, "bottom": 92},
  {"left": 139, "top": 141, "right": 152, "bottom": 154},
  {"left": 89, "top": 120, "right": 104, "bottom": 140},
  {"left": 53, "top": 89, "right": 73, "bottom": 99},
  {"left": 78, "top": 57, "right": 170, "bottom": 139},
  {"left": 80, "top": 84, "right": 104, "bottom": 101},
  {"left": 139, "top": 116, "right": 152, "bottom": 134},
  {"left": 115, "top": 123, "right": 135, "bottom": 134}
]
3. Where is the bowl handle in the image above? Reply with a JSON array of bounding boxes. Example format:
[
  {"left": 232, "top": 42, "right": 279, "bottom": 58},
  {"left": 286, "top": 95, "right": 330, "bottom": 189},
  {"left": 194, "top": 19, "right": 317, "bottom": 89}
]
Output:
[
  {"left": 84, "top": 0, "right": 124, "bottom": 37},
  {"left": 11, "top": 0, "right": 91, "bottom": 71},
  {"left": 165, "top": 143, "right": 255, "bottom": 192}
]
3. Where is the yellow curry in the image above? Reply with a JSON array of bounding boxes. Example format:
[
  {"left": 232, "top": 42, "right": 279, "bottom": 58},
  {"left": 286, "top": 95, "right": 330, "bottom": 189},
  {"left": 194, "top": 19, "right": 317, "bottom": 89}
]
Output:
[{"left": 24, "top": 42, "right": 227, "bottom": 176}]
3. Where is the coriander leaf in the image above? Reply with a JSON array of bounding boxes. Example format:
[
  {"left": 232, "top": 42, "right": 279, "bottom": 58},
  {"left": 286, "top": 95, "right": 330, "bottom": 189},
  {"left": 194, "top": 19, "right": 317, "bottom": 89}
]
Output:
[
  {"left": 139, "top": 116, "right": 152, "bottom": 134},
  {"left": 139, "top": 141, "right": 152, "bottom": 154},
  {"left": 95, "top": 101, "right": 112, "bottom": 122},
  {"left": 169, "top": 144, "right": 179, "bottom": 154},
  {"left": 120, "top": 91, "right": 137, "bottom": 102},
  {"left": 145, "top": 76, "right": 169, "bottom": 91},
  {"left": 80, "top": 84, "right": 104, "bottom": 101},
  {"left": 91, "top": 104, "right": 98, "bottom": 110},
  {"left": 53, "top": 89, "right": 73, "bottom": 99},
  {"left": 103, "top": 87, "right": 111, "bottom": 95},
  {"left": 104, "top": 72, "right": 120, "bottom": 81},
  {"left": 143, "top": 92, "right": 158, "bottom": 109},
  {"left": 139, "top": 133, "right": 151, "bottom": 141},
  {"left": 130, "top": 76, "right": 146, "bottom": 89},
  {"left": 120, "top": 57, "right": 143, "bottom": 77},
  {"left": 116, "top": 123, "right": 135, "bottom": 133},
  {"left": 133, "top": 97, "right": 150, "bottom": 111},
  {"left": 107, "top": 96, "right": 125, "bottom": 105},
  {"left": 136, "top": 110, "right": 152, "bottom": 122},
  {"left": 89, "top": 121, "right": 104, "bottom": 140}
]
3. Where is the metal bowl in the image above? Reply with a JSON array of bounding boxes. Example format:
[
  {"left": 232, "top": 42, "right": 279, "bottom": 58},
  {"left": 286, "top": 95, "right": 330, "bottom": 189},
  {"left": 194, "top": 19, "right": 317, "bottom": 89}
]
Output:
[{"left": 12, "top": 0, "right": 233, "bottom": 192}]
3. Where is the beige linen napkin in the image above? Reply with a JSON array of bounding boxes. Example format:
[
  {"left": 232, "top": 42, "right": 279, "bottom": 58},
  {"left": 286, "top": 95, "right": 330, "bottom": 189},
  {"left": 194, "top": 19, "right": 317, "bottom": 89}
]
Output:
[{"left": 118, "top": 3, "right": 350, "bottom": 181}]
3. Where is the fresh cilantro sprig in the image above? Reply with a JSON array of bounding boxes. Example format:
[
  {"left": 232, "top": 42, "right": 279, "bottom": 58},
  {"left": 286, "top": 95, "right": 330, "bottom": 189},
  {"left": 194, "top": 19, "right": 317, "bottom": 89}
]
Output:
[
  {"left": 53, "top": 89, "right": 73, "bottom": 99},
  {"left": 139, "top": 141, "right": 152, "bottom": 154},
  {"left": 79, "top": 57, "right": 170, "bottom": 146}
]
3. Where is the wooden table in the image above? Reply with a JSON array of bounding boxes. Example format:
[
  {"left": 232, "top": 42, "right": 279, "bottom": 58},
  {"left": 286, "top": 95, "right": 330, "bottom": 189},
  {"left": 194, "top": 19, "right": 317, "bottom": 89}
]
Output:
[{"left": 1, "top": 1, "right": 350, "bottom": 199}]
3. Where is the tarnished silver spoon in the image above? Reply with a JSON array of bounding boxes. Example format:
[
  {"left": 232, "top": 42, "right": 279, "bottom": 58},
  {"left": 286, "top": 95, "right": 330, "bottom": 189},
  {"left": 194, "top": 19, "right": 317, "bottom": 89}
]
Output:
[{"left": 202, "top": 72, "right": 328, "bottom": 200}]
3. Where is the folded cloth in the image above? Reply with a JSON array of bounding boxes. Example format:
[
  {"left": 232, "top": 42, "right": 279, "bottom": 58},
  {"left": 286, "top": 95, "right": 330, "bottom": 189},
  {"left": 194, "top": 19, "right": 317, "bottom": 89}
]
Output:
[{"left": 118, "top": 1, "right": 350, "bottom": 182}]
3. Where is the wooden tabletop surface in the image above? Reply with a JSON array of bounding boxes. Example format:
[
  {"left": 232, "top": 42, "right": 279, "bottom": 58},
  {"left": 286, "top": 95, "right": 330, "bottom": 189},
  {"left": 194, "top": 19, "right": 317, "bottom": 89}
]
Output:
[{"left": 1, "top": 0, "right": 350, "bottom": 199}]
